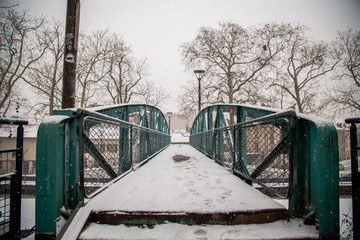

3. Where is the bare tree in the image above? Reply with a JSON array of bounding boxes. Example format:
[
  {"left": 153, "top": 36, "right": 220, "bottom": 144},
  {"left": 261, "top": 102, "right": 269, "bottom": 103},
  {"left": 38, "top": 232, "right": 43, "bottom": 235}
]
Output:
[
  {"left": 137, "top": 80, "right": 171, "bottom": 107},
  {"left": 270, "top": 25, "right": 340, "bottom": 114},
  {"left": 329, "top": 29, "right": 360, "bottom": 114},
  {"left": 177, "top": 80, "right": 198, "bottom": 124},
  {"left": 0, "top": 8, "right": 47, "bottom": 116},
  {"left": 180, "top": 22, "right": 291, "bottom": 109},
  {"left": 22, "top": 20, "right": 64, "bottom": 119},
  {"left": 103, "top": 36, "right": 150, "bottom": 104},
  {"left": 76, "top": 30, "right": 114, "bottom": 107}
]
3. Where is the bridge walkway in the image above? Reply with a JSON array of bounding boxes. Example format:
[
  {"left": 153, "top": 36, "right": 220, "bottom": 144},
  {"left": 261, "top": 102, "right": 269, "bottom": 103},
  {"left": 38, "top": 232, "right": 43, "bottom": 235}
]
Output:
[{"left": 62, "top": 144, "right": 318, "bottom": 240}]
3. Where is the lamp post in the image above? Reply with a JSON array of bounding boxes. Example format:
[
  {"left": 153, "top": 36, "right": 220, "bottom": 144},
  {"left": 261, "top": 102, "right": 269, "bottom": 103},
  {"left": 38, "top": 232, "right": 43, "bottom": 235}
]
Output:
[
  {"left": 194, "top": 69, "right": 205, "bottom": 112},
  {"left": 167, "top": 112, "right": 173, "bottom": 134}
]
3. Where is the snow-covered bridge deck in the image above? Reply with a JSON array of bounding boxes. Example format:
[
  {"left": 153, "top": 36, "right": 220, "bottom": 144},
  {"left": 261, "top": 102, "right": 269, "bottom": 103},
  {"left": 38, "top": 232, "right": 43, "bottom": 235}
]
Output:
[{"left": 62, "top": 144, "right": 318, "bottom": 239}]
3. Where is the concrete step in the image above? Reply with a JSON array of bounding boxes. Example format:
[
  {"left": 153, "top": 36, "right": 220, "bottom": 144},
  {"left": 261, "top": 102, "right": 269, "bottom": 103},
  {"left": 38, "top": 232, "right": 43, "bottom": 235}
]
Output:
[
  {"left": 87, "top": 208, "right": 288, "bottom": 225},
  {"left": 78, "top": 219, "right": 319, "bottom": 240}
]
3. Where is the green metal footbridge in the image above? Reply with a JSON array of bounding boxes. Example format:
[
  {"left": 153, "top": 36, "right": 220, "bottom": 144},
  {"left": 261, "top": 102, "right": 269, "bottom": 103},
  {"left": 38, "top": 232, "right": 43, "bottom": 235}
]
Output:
[{"left": 35, "top": 104, "right": 339, "bottom": 239}]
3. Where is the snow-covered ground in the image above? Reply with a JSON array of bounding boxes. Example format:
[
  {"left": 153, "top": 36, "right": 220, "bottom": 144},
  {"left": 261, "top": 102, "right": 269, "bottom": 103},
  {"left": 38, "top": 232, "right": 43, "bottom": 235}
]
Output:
[
  {"left": 22, "top": 197, "right": 35, "bottom": 231},
  {"left": 79, "top": 219, "right": 318, "bottom": 240},
  {"left": 84, "top": 144, "right": 284, "bottom": 213},
  {"left": 171, "top": 131, "right": 189, "bottom": 143},
  {"left": 22, "top": 197, "right": 353, "bottom": 239}
]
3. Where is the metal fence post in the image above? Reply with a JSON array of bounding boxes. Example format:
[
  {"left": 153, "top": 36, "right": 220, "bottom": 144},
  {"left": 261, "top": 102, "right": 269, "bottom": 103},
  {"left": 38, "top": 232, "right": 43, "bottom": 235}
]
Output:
[
  {"left": 345, "top": 118, "right": 360, "bottom": 240},
  {"left": 130, "top": 125, "right": 133, "bottom": 169},
  {"left": 9, "top": 124, "right": 24, "bottom": 239}
]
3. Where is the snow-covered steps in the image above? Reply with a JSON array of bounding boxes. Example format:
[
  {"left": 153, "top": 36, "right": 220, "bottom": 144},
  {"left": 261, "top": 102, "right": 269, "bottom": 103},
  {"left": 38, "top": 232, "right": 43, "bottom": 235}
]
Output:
[
  {"left": 60, "top": 144, "right": 318, "bottom": 239},
  {"left": 87, "top": 208, "right": 287, "bottom": 226},
  {"left": 78, "top": 219, "right": 319, "bottom": 240}
]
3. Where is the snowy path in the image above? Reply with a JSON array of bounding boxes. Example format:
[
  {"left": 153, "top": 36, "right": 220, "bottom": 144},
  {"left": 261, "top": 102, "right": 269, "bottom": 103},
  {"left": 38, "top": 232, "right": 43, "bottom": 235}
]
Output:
[
  {"left": 78, "top": 219, "right": 319, "bottom": 240},
  {"left": 62, "top": 144, "right": 315, "bottom": 239},
  {"left": 86, "top": 144, "right": 285, "bottom": 213}
]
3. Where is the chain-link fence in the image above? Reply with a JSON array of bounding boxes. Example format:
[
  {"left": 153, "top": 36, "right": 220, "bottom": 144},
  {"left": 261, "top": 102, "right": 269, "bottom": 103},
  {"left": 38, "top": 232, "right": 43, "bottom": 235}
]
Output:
[
  {"left": 0, "top": 175, "right": 11, "bottom": 237},
  {"left": 191, "top": 118, "right": 291, "bottom": 198},
  {"left": 80, "top": 115, "right": 170, "bottom": 198}
]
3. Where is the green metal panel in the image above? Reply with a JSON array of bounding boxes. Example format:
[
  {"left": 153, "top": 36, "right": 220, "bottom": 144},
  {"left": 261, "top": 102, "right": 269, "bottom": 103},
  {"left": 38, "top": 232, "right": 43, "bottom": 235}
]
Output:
[
  {"left": 288, "top": 117, "right": 339, "bottom": 238},
  {"left": 35, "top": 112, "right": 82, "bottom": 238},
  {"left": 66, "top": 117, "right": 81, "bottom": 210},
  {"left": 309, "top": 120, "right": 339, "bottom": 238},
  {"left": 35, "top": 116, "right": 67, "bottom": 237},
  {"left": 289, "top": 119, "right": 309, "bottom": 217}
]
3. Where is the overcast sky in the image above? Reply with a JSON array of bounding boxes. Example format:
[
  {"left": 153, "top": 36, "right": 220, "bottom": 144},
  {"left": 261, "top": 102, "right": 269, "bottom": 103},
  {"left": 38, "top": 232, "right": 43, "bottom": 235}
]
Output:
[{"left": 2, "top": 0, "right": 360, "bottom": 113}]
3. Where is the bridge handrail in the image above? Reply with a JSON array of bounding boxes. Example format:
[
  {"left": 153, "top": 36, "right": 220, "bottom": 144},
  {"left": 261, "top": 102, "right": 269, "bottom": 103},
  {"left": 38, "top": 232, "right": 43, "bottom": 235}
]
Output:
[
  {"left": 77, "top": 108, "right": 170, "bottom": 198},
  {"left": 77, "top": 108, "right": 170, "bottom": 136},
  {"left": 189, "top": 104, "right": 339, "bottom": 239},
  {"left": 190, "top": 110, "right": 295, "bottom": 136},
  {"left": 35, "top": 104, "right": 171, "bottom": 239},
  {"left": 191, "top": 109, "right": 294, "bottom": 198}
]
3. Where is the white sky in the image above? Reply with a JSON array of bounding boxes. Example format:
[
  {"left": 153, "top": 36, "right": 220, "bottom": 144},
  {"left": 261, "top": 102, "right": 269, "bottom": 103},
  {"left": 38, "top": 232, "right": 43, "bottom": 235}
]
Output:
[{"left": 2, "top": 0, "right": 360, "bottom": 113}]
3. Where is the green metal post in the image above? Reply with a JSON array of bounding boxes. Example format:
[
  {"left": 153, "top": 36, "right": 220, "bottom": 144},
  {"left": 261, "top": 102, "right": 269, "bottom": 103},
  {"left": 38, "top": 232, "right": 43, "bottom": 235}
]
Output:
[
  {"left": 35, "top": 116, "right": 68, "bottom": 238},
  {"left": 140, "top": 107, "right": 148, "bottom": 161},
  {"left": 289, "top": 118, "right": 339, "bottom": 239},
  {"left": 215, "top": 107, "right": 224, "bottom": 166},
  {"left": 207, "top": 107, "right": 213, "bottom": 156},
  {"left": 234, "top": 106, "right": 250, "bottom": 178},
  {"left": 309, "top": 121, "right": 339, "bottom": 239},
  {"left": 119, "top": 107, "right": 130, "bottom": 174}
]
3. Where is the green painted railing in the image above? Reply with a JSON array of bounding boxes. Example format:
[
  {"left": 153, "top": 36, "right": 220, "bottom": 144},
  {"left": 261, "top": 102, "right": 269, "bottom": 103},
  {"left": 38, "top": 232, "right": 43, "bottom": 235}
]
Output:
[
  {"left": 190, "top": 104, "right": 339, "bottom": 239},
  {"left": 35, "top": 104, "right": 170, "bottom": 239}
]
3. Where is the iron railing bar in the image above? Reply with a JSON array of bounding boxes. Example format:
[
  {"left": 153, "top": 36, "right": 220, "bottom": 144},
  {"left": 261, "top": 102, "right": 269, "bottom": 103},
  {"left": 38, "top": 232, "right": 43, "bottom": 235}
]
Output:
[
  {"left": 0, "top": 148, "right": 20, "bottom": 153},
  {"left": 191, "top": 115, "right": 291, "bottom": 137},
  {"left": 0, "top": 118, "right": 28, "bottom": 125},
  {"left": 83, "top": 115, "right": 170, "bottom": 138},
  {"left": 78, "top": 108, "right": 170, "bottom": 136},
  {"left": 0, "top": 173, "right": 15, "bottom": 180},
  {"left": 193, "top": 110, "right": 295, "bottom": 134},
  {"left": 345, "top": 117, "right": 360, "bottom": 124}
]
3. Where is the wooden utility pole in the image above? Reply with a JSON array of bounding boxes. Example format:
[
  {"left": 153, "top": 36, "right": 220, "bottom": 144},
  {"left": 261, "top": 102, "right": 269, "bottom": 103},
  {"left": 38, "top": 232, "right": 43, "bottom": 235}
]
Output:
[{"left": 62, "top": 0, "right": 80, "bottom": 109}]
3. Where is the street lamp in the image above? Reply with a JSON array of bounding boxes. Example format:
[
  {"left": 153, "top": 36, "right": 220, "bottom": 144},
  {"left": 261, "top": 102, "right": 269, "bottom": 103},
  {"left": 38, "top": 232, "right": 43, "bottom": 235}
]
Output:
[
  {"left": 167, "top": 112, "right": 173, "bottom": 134},
  {"left": 194, "top": 69, "right": 205, "bottom": 112}
]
